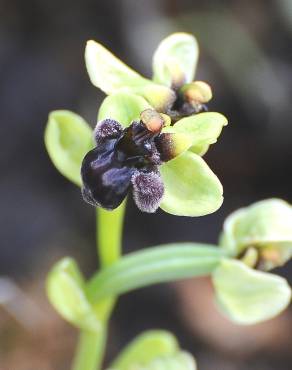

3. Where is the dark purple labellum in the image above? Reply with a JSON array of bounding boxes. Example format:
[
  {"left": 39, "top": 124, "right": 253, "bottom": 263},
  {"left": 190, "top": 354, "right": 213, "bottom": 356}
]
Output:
[
  {"left": 81, "top": 147, "right": 136, "bottom": 209},
  {"left": 81, "top": 117, "right": 164, "bottom": 211}
]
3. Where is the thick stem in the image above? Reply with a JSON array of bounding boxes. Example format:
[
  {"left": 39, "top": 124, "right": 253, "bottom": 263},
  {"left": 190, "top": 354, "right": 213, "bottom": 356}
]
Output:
[{"left": 72, "top": 201, "right": 126, "bottom": 370}]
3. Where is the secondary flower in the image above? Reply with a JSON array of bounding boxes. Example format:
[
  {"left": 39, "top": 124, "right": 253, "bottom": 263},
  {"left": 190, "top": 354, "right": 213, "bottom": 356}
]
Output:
[
  {"left": 212, "top": 199, "right": 292, "bottom": 325},
  {"left": 220, "top": 198, "right": 292, "bottom": 271},
  {"left": 85, "top": 33, "right": 212, "bottom": 121},
  {"left": 81, "top": 110, "right": 191, "bottom": 213}
]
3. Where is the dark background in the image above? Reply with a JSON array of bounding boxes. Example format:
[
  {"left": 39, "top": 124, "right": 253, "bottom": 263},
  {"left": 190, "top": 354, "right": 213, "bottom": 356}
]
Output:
[{"left": 1, "top": 0, "right": 292, "bottom": 369}]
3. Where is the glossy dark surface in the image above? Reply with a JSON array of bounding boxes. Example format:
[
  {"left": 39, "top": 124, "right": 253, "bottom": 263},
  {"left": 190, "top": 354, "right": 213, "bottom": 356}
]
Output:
[{"left": 81, "top": 120, "right": 162, "bottom": 209}]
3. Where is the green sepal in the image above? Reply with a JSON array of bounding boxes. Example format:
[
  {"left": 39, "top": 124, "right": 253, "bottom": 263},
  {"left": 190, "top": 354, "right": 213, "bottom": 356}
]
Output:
[
  {"left": 85, "top": 40, "right": 148, "bottom": 95},
  {"left": 163, "top": 112, "right": 227, "bottom": 156},
  {"left": 98, "top": 92, "right": 151, "bottom": 127},
  {"left": 220, "top": 199, "right": 292, "bottom": 270},
  {"left": 109, "top": 330, "right": 196, "bottom": 370},
  {"left": 212, "top": 259, "right": 292, "bottom": 325},
  {"left": 160, "top": 151, "right": 223, "bottom": 216},
  {"left": 46, "top": 257, "right": 100, "bottom": 332},
  {"left": 45, "top": 110, "right": 93, "bottom": 186},
  {"left": 85, "top": 40, "right": 175, "bottom": 112},
  {"left": 152, "top": 33, "right": 199, "bottom": 88}
]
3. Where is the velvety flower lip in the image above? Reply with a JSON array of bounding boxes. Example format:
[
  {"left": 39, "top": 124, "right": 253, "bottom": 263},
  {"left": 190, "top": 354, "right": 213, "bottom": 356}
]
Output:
[
  {"left": 46, "top": 96, "right": 226, "bottom": 217},
  {"left": 81, "top": 110, "right": 188, "bottom": 213}
]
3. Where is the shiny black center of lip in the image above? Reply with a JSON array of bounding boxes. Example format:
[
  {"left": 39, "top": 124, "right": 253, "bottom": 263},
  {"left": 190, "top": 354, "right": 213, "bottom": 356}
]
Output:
[
  {"left": 81, "top": 120, "right": 162, "bottom": 210},
  {"left": 116, "top": 122, "right": 159, "bottom": 166}
]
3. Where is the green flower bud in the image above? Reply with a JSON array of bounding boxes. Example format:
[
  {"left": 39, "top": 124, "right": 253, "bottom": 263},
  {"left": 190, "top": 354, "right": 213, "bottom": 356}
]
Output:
[{"left": 220, "top": 199, "right": 292, "bottom": 270}]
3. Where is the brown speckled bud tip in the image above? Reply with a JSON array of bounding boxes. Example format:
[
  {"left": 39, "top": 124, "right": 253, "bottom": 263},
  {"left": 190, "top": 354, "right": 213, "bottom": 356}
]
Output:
[
  {"left": 140, "top": 109, "right": 164, "bottom": 134},
  {"left": 155, "top": 132, "right": 191, "bottom": 162}
]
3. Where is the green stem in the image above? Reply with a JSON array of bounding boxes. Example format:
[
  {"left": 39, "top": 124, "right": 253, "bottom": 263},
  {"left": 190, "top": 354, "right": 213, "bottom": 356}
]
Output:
[
  {"left": 72, "top": 201, "right": 126, "bottom": 370},
  {"left": 72, "top": 327, "right": 107, "bottom": 370},
  {"left": 86, "top": 244, "right": 227, "bottom": 303},
  {"left": 97, "top": 202, "right": 126, "bottom": 267}
]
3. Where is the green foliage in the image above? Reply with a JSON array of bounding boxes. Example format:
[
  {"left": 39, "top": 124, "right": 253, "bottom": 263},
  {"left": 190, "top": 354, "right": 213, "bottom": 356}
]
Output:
[
  {"left": 109, "top": 331, "right": 196, "bottom": 370},
  {"left": 45, "top": 110, "right": 93, "bottom": 186},
  {"left": 212, "top": 259, "right": 292, "bottom": 325},
  {"left": 110, "top": 330, "right": 178, "bottom": 370},
  {"left": 47, "top": 258, "right": 100, "bottom": 332},
  {"left": 138, "top": 352, "right": 196, "bottom": 370},
  {"left": 86, "top": 244, "right": 225, "bottom": 303}
]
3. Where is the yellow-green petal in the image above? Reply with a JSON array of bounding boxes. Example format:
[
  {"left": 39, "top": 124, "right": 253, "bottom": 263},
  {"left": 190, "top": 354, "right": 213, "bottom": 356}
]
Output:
[
  {"left": 98, "top": 92, "right": 151, "bottom": 127},
  {"left": 152, "top": 33, "right": 199, "bottom": 87},
  {"left": 212, "top": 259, "right": 292, "bottom": 325},
  {"left": 45, "top": 110, "right": 93, "bottom": 186},
  {"left": 160, "top": 151, "right": 223, "bottom": 216}
]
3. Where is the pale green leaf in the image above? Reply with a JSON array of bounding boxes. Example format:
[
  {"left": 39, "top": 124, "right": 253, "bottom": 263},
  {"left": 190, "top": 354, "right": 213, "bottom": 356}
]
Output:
[
  {"left": 163, "top": 112, "right": 228, "bottom": 156},
  {"left": 46, "top": 258, "right": 100, "bottom": 332},
  {"left": 152, "top": 33, "right": 199, "bottom": 87},
  {"left": 212, "top": 259, "right": 292, "bottom": 325},
  {"left": 45, "top": 110, "right": 93, "bottom": 186},
  {"left": 98, "top": 92, "right": 151, "bottom": 127},
  {"left": 160, "top": 151, "right": 223, "bottom": 216}
]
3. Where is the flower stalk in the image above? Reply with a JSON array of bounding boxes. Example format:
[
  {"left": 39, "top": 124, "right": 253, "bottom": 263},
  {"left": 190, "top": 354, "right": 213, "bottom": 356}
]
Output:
[{"left": 72, "top": 204, "right": 126, "bottom": 370}]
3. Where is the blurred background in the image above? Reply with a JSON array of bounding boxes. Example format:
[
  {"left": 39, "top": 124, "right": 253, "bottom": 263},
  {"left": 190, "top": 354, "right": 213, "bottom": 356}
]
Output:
[{"left": 1, "top": 0, "right": 292, "bottom": 369}]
